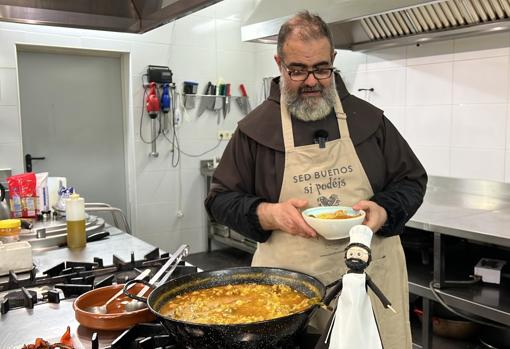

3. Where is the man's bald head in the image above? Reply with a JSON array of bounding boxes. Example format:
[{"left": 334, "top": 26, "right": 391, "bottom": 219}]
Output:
[{"left": 277, "top": 11, "right": 334, "bottom": 60}]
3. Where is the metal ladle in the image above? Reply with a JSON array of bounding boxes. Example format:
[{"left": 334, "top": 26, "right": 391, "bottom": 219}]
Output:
[
  {"left": 124, "top": 244, "right": 189, "bottom": 312},
  {"left": 85, "top": 269, "right": 151, "bottom": 314}
]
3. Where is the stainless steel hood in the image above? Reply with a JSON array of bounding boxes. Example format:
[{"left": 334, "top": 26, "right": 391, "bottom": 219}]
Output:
[
  {"left": 242, "top": 0, "right": 510, "bottom": 51},
  {"left": 0, "top": 0, "right": 222, "bottom": 33}
]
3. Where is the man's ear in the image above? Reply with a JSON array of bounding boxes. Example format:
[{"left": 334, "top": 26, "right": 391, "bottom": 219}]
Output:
[
  {"left": 332, "top": 51, "right": 337, "bottom": 64},
  {"left": 274, "top": 54, "right": 281, "bottom": 66}
]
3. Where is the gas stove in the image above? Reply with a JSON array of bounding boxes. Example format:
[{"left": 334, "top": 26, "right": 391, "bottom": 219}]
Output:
[
  {"left": 0, "top": 230, "right": 321, "bottom": 349},
  {"left": 0, "top": 247, "right": 197, "bottom": 315},
  {"left": 105, "top": 323, "right": 321, "bottom": 349}
]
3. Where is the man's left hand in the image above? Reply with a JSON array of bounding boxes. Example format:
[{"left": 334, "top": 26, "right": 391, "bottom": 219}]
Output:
[{"left": 352, "top": 200, "right": 387, "bottom": 233}]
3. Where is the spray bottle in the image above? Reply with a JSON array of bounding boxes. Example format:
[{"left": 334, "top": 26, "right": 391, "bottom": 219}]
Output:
[{"left": 65, "top": 193, "right": 86, "bottom": 248}]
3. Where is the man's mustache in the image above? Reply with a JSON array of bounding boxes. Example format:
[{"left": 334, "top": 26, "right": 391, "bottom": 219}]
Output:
[{"left": 300, "top": 86, "right": 323, "bottom": 94}]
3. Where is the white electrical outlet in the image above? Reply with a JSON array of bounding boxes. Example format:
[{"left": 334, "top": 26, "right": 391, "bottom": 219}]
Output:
[{"left": 218, "top": 130, "right": 232, "bottom": 140}]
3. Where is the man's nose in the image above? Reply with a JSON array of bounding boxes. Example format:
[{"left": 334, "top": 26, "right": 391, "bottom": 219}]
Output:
[{"left": 303, "top": 71, "right": 318, "bottom": 86}]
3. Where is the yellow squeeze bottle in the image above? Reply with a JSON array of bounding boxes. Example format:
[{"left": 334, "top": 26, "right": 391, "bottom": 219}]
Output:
[{"left": 66, "top": 193, "right": 86, "bottom": 248}]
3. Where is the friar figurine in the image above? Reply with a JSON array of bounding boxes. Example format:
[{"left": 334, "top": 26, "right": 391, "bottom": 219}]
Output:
[{"left": 314, "top": 225, "right": 396, "bottom": 349}]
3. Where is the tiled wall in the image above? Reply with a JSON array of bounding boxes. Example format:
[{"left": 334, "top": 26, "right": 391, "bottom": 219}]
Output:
[
  {"left": 2, "top": 3, "right": 510, "bottom": 253},
  {"left": 0, "top": 0, "right": 260, "bottom": 253},
  {"left": 337, "top": 32, "right": 510, "bottom": 183}
]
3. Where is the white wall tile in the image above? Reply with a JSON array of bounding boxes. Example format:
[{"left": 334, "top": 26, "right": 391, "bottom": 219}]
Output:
[
  {"left": 451, "top": 148, "right": 505, "bottom": 181},
  {"left": 0, "top": 106, "right": 21, "bottom": 143},
  {"left": 138, "top": 226, "right": 207, "bottom": 254},
  {"left": 23, "top": 32, "right": 81, "bottom": 48},
  {"left": 80, "top": 37, "right": 131, "bottom": 53},
  {"left": 136, "top": 170, "right": 178, "bottom": 205},
  {"left": 406, "top": 40, "right": 453, "bottom": 66},
  {"left": 412, "top": 146, "right": 450, "bottom": 177},
  {"left": 130, "top": 42, "right": 172, "bottom": 76},
  {"left": 190, "top": 3, "right": 217, "bottom": 19},
  {"left": 406, "top": 63, "right": 453, "bottom": 106},
  {"left": 0, "top": 142, "right": 23, "bottom": 175},
  {"left": 172, "top": 15, "right": 216, "bottom": 49},
  {"left": 216, "top": 19, "right": 256, "bottom": 52},
  {"left": 137, "top": 21, "right": 176, "bottom": 45},
  {"left": 452, "top": 104, "right": 507, "bottom": 149},
  {"left": 454, "top": 32, "right": 510, "bottom": 61},
  {"left": 365, "top": 47, "right": 406, "bottom": 71},
  {"left": 254, "top": 46, "right": 278, "bottom": 79},
  {"left": 169, "top": 45, "right": 217, "bottom": 88},
  {"left": 340, "top": 71, "right": 366, "bottom": 100},
  {"left": 362, "top": 68, "right": 406, "bottom": 107},
  {"left": 453, "top": 56, "right": 509, "bottom": 104},
  {"left": 405, "top": 106, "right": 451, "bottom": 147},
  {"left": 177, "top": 138, "right": 228, "bottom": 170},
  {"left": 0, "top": 68, "right": 18, "bottom": 105},
  {"left": 335, "top": 49, "right": 366, "bottom": 74},
  {"left": 214, "top": 0, "right": 255, "bottom": 21},
  {"left": 507, "top": 106, "right": 510, "bottom": 151},
  {"left": 217, "top": 50, "right": 255, "bottom": 87},
  {"left": 381, "top": 106, "right": 405, "bottom": 135},
  {"left": 0, "top": 30, "right": 25, "bottom": 68},
  {"left": 132, "top": 76, "right": 145, "bottom": 108},
  {"left": 506, "top": 152, "right": 510, "bottom": 182}
]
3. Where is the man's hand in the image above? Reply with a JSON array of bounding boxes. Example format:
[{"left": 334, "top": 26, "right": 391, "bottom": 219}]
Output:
[
  {"left": 352, "top": 200, "right": 388, "bottom": 233},
  {"left": 257, "top": 199, "right": 317, "bottom": 238}
]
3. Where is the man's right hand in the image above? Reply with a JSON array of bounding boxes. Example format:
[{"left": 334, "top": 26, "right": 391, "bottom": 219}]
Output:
[{"left": 256, "top": 199, "right": 317, "bottom": 238}]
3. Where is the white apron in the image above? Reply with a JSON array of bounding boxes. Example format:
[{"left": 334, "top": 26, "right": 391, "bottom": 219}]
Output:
[
  {"left": 251, "top": 90, "right": 412, "bottom": 349},
  {"left": 329, "top": 273, "right": 382, "bottom": 349}
]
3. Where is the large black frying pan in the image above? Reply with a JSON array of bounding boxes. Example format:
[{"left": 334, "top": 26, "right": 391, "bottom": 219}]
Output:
[{"left": 124, "top": 266, "right": 326, "bottom": 349}]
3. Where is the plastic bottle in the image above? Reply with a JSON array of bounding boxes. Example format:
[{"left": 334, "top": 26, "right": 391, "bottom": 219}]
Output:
[
  {"left": 0, "top": 219, "right": 21, "bottom": 243},
  {"left": 65, "top": 193, "right": 86, "bottom": 248}
]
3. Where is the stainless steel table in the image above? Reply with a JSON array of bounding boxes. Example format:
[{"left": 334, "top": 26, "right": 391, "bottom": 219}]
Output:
[{"left": 406, "top": 176, "right": 510, "bottom": 349}]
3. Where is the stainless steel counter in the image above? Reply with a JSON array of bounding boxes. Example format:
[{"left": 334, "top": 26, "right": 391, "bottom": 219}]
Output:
[{"left": 408, "top": 176, "right": 510, "bottom": 247}]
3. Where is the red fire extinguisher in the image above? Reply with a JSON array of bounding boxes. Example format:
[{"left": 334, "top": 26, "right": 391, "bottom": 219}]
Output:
[{"left": 146, "top": 82, "right": 160, "bottom": 119}]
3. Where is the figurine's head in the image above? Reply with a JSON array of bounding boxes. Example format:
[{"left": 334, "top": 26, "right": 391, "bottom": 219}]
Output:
[
  {"left": 344, "top": 225, "right": 374, "bottom": 272},
  {"left": 345, "top": 243, "right": 371, "bottom": 272}
]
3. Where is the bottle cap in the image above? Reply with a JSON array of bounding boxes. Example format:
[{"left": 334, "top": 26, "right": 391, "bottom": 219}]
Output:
[{"left": 0, "top": 219, "right": 21, "bottom": 229}]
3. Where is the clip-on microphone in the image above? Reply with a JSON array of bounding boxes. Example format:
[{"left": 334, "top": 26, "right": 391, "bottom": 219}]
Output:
[{"left": 313, "top": 129, "right": 329, "bottom": 149}]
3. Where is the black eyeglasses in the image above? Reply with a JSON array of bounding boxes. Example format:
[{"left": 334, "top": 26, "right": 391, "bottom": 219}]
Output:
[{"left": 280, "top": 61, "right": 334, "bottom": 81}]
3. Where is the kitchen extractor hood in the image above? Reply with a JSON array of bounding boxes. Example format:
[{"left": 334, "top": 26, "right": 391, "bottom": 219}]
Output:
[
  {"left": 0, "top": 0, "right": 222, "bottom": 33},
  {"left": 242, "top": 0, "right": 510, "bottom": 51}
]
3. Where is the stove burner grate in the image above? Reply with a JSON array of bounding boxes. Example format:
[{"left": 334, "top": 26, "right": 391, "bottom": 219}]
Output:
[{"left": 0, "top": 248, "right": 197, "bottom": 314}]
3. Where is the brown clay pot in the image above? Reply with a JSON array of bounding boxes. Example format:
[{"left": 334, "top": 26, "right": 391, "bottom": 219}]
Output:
[{"left": 73, "top": 284, "right": 156, "bottom": 330}]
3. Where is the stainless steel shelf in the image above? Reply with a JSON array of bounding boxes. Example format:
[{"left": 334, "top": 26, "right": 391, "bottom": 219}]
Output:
[{"left": 407, "top": 262, "right": 510, "bottom": 326}]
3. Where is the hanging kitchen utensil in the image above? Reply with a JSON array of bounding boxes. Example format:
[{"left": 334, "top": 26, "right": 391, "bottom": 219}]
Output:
[
  {"left": 236, "top": 84, "right": 251, "bottom": 115},
  {"left": 224, "top": 83, "right": 231, "bottom": 119},
  {"left": 214, "top": 84, "right": 224, "bottom": 125},
  {"left": 197, "top": 81, "right": 212, "bottom": 117},
  {"left": 183, "top": 81, "right": 198, "bottom": 109}
]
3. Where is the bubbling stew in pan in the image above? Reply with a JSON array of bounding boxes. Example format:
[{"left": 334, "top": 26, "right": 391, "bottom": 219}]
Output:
[{"left": 160, "top": 283, "right": 316, "bottom": 325}]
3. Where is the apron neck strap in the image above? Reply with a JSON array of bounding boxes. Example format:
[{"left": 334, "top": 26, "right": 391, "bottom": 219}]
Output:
[{"left": 281, "top": 89, "right": 349, "bottom": 150}]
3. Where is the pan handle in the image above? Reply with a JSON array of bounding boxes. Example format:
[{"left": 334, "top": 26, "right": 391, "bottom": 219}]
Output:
[{"left": 123, "top": 279, "right": 154, "bottom": 303}]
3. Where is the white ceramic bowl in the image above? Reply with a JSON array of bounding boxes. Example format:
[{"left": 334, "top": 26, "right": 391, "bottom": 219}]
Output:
[{"left": 302, "top": 206, "right": 365, "bottom": 240}]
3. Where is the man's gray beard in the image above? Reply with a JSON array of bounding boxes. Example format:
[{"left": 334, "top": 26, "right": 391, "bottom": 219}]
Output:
[{"left": 280, "top": 78, "right": 336, "bottom": 122}]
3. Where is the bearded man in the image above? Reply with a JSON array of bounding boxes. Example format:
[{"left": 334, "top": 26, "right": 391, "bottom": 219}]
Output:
[{"left": 205, "top": 11, "right": 426, "bottom": 349}]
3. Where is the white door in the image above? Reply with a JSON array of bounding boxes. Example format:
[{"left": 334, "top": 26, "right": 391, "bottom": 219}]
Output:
[{"left": 17, "top": 49, "right": 127, "bottom": 215}]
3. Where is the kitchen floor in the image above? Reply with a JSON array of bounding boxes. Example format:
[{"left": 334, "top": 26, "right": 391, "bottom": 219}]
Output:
[{"left": 187, "top": 248, "right": 483, "bottom": 349}]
